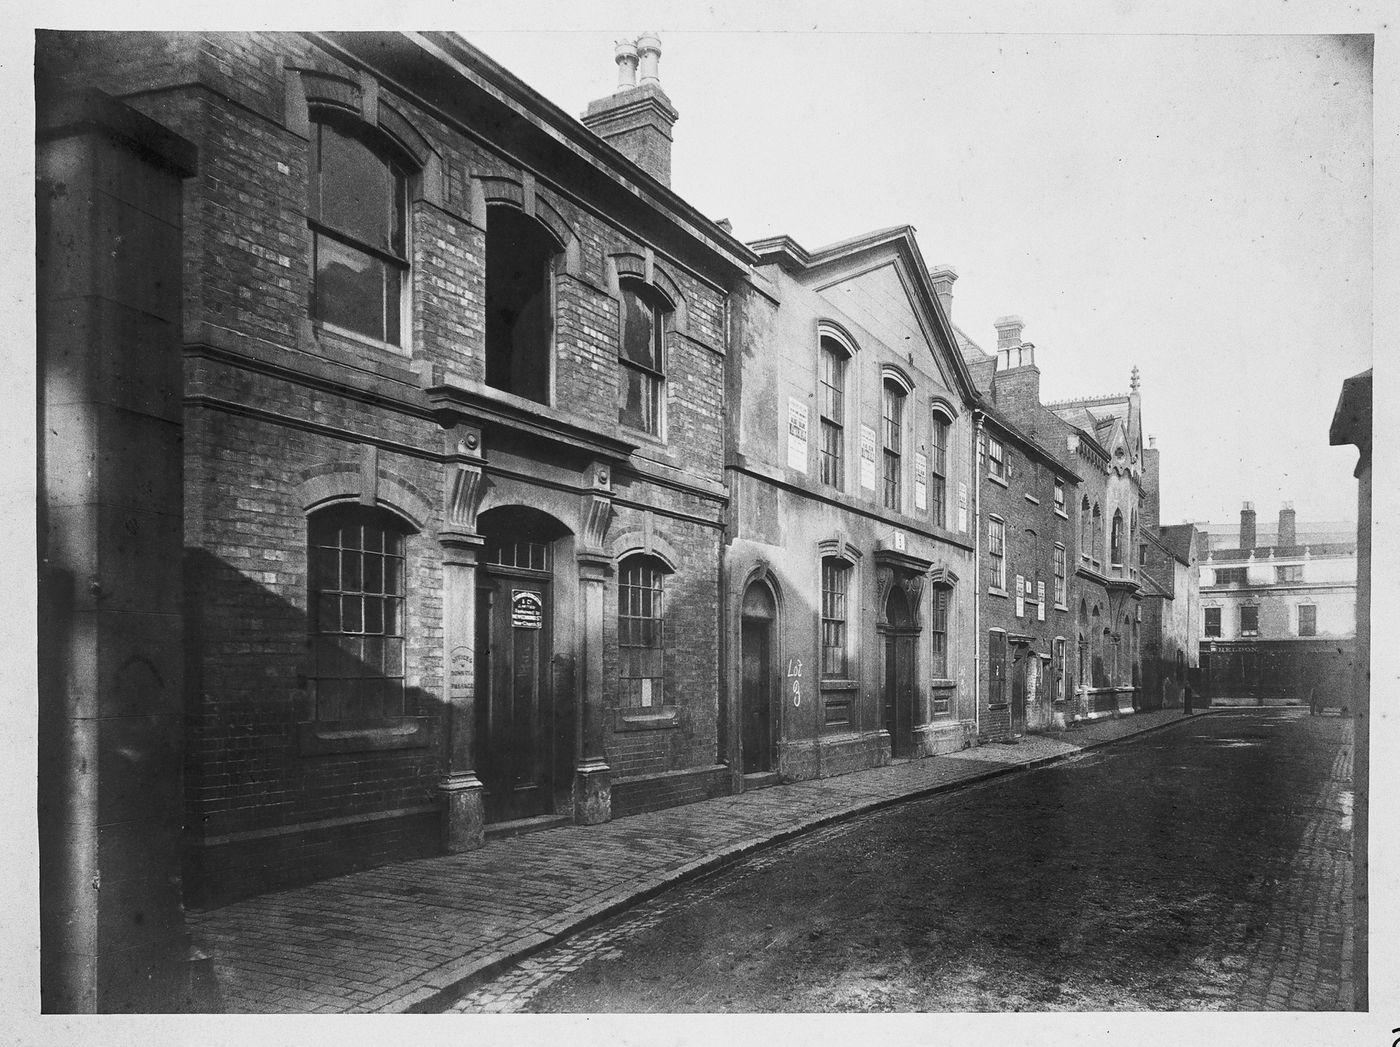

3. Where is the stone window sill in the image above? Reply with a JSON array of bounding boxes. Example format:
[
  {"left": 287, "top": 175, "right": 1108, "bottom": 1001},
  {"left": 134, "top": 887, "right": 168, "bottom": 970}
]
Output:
[
  {"left": 297, "top": 716, "right": 433, "bottom": 755},
  {"left": 988, "top": 473, "right": 1009, "bottom": 488},
  {"left": 614, "top": 706, "right": 681, "bottom": 731},
  {"left": 1024, "top": 493, "right": 1040, "bottom": 504},
  {"left": 988, "top": 586, "right": 1009, "bottom": 598}
]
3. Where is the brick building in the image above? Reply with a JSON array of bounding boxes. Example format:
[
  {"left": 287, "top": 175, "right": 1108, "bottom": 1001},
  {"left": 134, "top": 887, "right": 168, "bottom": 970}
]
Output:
[
  {"left": 957, "top": 320, "right": 1082, "bottom": 739},
  {"left": 726, "top": 229, "right": 981, "bottom": 780},
  {"left": 1138, "top": 519, "right": 1204, "bottom": 710},
  {"left": 37, "top": 30, "right": 759, "bottom": 920},
  {"left": 1198, "top": 502, "right": 1357, "bottom": 704}
]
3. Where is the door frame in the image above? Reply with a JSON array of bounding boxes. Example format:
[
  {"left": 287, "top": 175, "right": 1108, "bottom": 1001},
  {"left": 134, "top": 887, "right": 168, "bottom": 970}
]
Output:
[{"left": 739, "top": 576, "right": 779, "bottom": 775}]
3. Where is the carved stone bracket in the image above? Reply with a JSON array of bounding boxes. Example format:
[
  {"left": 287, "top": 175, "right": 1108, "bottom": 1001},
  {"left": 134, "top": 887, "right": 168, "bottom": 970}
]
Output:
[
  {"left": 579, "top": 492, "right": 614, "bottom": 559},
  {"left": 439, "top": 462, "right": 487, "bottom": 547},
  {"left": 875, "top": 565, "right": 895, "bottom": 618}
]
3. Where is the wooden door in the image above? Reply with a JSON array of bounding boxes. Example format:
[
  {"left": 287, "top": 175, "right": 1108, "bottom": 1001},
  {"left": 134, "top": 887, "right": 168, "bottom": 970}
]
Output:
[
  {"left": 741, "top": 618, "right": 773, "bottom": 773},
  {"left": 476, "top": 573, "right": 554, "bottom": 821},
  {"left": 884, "top": 632, "right": 915, "bottom": 758}
]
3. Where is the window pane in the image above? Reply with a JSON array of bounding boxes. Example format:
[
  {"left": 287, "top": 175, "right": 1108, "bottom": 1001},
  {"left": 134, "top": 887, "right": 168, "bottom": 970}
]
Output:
[
  {"left": 314, "top": 234, "right": 399, "bottom": 344},
  {"left": 318, "top": 123, "right": 402, "bottom": 254},
  {"left": 620, "top": 365, "right": 660, "bottom": 434},
  {"left": 621, "top": 292, "right": 657, "bottom": 369}
]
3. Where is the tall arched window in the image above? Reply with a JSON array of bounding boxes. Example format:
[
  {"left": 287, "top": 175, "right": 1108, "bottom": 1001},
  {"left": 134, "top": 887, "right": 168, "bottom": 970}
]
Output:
[
  {"left": 618, "top": 555, "right": 669, "bottom": 708},
  {"left": 1092, "top": 503, "right": 1103, "bottom": 564},
  {"left": 1111, "top": 510, "right": 1125, "bottom": 566},
  {"left": 310, "top": 117, "right": 409, "bottom": 345},
  {"left": 929, "top": 584, "right": 950, "bottom": 678},
  {"left": 881, "top": 379, "right": 905, "bottom": 511},
  {"left": 929, "top": 408, "right": 951, "bottom": 526},
  {"left": 308, "top": 504, "right": 410, "bottom": 722},
  {"left": 618, "top": 279, "right": 671, "bottom": 436},
  {"left": 1080, "top": 496, "right": 1091, "bottom": 560},
  {"left": 818, "top": 336, "right": 848, "bottom": 488},
  {"left": 820, "top": 556, "right": 852, "bottom": 679},
  {"left": 485, "top": 204, "right": 559, "bottom": 404}
]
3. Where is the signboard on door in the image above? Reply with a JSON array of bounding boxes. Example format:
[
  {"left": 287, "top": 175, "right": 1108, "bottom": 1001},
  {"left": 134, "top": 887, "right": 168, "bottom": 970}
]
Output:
[{"left": 511, "top": 590, "right": 543, "bottom": 630}]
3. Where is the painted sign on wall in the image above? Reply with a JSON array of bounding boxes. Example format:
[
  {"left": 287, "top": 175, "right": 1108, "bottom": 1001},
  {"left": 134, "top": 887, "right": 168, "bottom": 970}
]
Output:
[
  {"left": 787, "top": 397, "right": 809, "bottom": 472},
  {"left": 860, "top": 425, "right": 877, "bottom": 490}
]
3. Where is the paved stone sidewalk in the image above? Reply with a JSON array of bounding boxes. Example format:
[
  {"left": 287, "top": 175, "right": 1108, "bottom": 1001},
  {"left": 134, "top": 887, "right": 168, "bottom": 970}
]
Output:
[{"left": 188, "top": 709, "right": 1195, "bottom": 1013}]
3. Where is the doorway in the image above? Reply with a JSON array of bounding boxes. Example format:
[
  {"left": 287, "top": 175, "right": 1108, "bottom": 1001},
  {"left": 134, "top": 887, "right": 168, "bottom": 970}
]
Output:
[
  {"left": 882, "top": 585, "right": 917, "bottom": 758},
  {"left": 475, "top": 508, "right": 568, "bottom": 822},
  {"left": 740, "top": 580, "right": 777, "bottom": 774},
  {"left": 1010, "top": 647, "right": 1028, "bottom": 735}
]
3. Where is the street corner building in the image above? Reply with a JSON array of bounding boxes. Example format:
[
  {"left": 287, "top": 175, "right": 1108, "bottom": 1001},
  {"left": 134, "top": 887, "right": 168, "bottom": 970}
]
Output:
[{"left": 35, "top": 29, "right": 1193, "bottom": 1013}]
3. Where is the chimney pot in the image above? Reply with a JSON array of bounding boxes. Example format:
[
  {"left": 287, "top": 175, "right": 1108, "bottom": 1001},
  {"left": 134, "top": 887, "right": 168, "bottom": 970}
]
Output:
[
  {"left": 636, "top": 31, "right": 662, "bottom": 84},
  {"left": 614, "top": 39, "right": 639, "bottom": 91}
]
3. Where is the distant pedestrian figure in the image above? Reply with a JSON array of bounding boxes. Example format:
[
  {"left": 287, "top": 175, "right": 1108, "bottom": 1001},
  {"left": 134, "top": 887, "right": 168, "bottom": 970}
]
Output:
[
  {"left": 1183, "top": 680, "right": 1194, "bottom": 716},
  {"left": 1309, "top": 686, "right": 1322, "bottom": 716}
]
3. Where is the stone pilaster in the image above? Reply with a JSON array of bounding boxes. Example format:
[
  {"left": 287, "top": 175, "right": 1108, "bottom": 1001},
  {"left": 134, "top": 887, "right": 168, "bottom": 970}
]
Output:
[
  {"left": 574, "top": 463, "right": 615, "bottom": 824},
  {"left": 437, "top": 428, "right": 487, "bottom": 852}
]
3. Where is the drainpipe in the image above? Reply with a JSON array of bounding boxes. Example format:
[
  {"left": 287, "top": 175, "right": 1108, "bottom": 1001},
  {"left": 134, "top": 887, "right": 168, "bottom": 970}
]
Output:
[{"left": 972, "top": 410, "right": 983, "bottom": 742}]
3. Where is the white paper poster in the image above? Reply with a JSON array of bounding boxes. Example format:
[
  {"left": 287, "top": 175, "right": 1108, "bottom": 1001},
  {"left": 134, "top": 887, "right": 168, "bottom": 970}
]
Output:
[
  {"left": 786, "top": 397, "right": 809, "bottom": 472},
  {"left": 957, "top": 481, "right": 969, "bottom": 531},
  {"left": 859, "top": 425, "right": 877, "bottom": 490},
  {"left": 1015, "top": 574, "right": 1025, "bottom": 618},
  {"left": 1037, "top": 581, "right": 1046, "bottom": 622},
  {"left": 914, "top": 452, "right": 928, "bottom": 511}
]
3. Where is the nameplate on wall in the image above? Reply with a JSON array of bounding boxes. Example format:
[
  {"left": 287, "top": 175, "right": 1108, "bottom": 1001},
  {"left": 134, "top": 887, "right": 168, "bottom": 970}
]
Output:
[
  {"left": 787, "top": 397, "right": 809, "bottom": 473},
  {"left": 860, "top": 425, "right": 877, "bottom": 490}
]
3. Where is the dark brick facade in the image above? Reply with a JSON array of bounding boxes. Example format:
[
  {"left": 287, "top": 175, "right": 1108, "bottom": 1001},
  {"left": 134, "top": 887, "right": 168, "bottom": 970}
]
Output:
[{"left": 38, "top": 30, "right": 753, "bottom": 906}]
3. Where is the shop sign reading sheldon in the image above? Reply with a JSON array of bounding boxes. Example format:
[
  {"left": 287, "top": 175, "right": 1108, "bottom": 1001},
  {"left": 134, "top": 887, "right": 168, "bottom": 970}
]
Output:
[{"left": 511, "top": 589, "right": 544, "bottom": 630}]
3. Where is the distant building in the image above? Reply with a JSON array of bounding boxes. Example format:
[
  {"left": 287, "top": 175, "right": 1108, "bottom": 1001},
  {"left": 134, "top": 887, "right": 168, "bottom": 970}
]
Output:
[
  {"left": 1048, "top": 378, "right": 1150, "bottom": 720},
  {"left": 1198, "top": 502, "right": 1357, "bottom": 704},
  {"left": 1139, "top": 519, "right": 1204, "bottom": 710}
]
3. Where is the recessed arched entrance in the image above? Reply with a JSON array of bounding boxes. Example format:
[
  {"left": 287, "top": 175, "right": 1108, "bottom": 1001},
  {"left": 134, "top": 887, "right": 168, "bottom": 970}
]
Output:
[
  {"left": 476, "top": 506, "right": 572, "bottom": 822},
  {"left": 739, "top": 578, "right": 779, "bottom": 774},
  {"left": 882, "top": 584, "right": 917, "bottom": 758}
]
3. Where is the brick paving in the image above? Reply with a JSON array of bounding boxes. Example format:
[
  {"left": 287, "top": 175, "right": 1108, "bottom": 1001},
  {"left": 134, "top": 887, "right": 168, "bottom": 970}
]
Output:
[{"left": 187, "top": 708, "right": 1214, "bottom": 1013}]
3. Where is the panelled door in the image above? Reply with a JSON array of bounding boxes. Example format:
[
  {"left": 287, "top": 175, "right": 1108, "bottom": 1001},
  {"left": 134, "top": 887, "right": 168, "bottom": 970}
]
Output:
[
  {"left": 1010, "top": 649, "right": 1028, "bottom": 735},
  {"left": 476, "top": 569, "right": 554, "bottom": 822},
  {"left": 740, "top": 618, "right": 773, "bottom": 773}
]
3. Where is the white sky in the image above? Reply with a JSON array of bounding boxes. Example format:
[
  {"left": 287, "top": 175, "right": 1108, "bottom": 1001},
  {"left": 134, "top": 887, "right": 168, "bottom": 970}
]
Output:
[{"left": 463, "top": 26, "right": 1372, "bottom": 531}]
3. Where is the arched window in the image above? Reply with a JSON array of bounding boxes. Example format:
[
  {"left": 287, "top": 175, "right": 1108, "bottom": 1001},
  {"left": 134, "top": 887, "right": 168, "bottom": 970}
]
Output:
[
  {"left": 820, "top": 556, "right": 852, "bottom": 679},
  {"left": 881, "top": 379, "right": 906, "bottom": 511},
  {"left": 618, "top": 555, "right": 669, "bottom": 708},
  {"left": 1111, "top": 510, "right": 1125, "bottom": 566},
  {"left": 929, "top": 584, "right": 951, "bottom": 678},
  {"left": 929, "top": 408, "right": 952, "bottom": 526},
  {"left": 1092, "top": 503, "right": 1103, "bottom": 564},
  {"left": 1080, "top": 496, "right": 1091, "bottom": 560},
  {"left": 310, "top": 116, "right": 410, "bottom": 345},
  {"left": 308, "top": 504, "right": 410, "bottom": 722},
  {"left": 486, "top": 204, "right": 559, "bottom": 404},
  {"left": 818, "top": 336, "right": 848, "bottom": 487},
  {"left": 618, "top": 279, "right": 671, "bottom": 435}
]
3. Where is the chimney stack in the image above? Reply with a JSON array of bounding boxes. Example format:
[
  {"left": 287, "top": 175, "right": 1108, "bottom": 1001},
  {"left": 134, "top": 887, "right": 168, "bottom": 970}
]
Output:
[
  {"left": 1240, "top": 501, "right": 1257, "bottom": 550},
  {"left": 582, "top": 32, "right": 680, "bottom": 186},
  {"left": 928, "top": 265, "right": 957, "bottom": 319},
  {"left": 995, "top": 315, "right": 1024, "bottom": 349},
  {"left": 1278, "top": 502, "right": 1297, "bottom": 548}
]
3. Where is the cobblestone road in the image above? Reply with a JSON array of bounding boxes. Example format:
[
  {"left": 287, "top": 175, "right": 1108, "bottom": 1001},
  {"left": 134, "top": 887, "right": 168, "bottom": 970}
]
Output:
[
  {"left": 188, "top": 709, "right": 1187, "bottom": 1012},
  {"left": 447, "top": 710, "right": 1355, "bottom": 1013}
]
